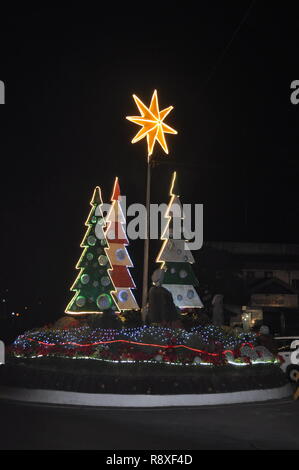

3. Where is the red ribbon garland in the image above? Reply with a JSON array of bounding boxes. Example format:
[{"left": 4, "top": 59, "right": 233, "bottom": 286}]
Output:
[{"left": 25, "top": 337, "right": 253, "bottom": 358}]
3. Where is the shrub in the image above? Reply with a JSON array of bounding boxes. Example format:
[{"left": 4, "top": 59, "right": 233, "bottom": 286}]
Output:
[
  {"left": 119, "top": 310, "right": 143, "bottom": 328},
  {"left": 180, "top": 310, "right": 211, "bottom": 330},
  {"left": 185, "top": 334, "right": 208, "bottom": 351},
  {"left": 53, "top": 316, "right": 82, "bottom": 329},
  {"left": 87, "top": 311, "right": 122, "bottom": 329}
]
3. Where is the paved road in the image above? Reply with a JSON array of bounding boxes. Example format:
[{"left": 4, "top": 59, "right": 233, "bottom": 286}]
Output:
[{"left": 0, "top": 399, "right": 298, "bottom": 449}]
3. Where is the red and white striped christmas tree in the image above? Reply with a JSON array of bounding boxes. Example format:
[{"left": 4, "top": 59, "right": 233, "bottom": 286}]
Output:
[{"left": 105, "top": 177, "right": 140, "bottom": 311}]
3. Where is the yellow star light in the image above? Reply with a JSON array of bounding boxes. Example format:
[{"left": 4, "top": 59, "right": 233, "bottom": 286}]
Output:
[{"left": 126, "top": 90, "right": 177, "bottom": 157}]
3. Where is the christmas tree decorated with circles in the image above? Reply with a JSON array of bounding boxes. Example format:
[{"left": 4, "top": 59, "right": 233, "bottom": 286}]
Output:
[
  {"left": 65, "top": 186, "right": 117, "bottom": 314},
  {"left": 156, "top": 172, "right": 203, "bottom": 309},
  {"left": 105, "top": 177, "right": 139, "bottom": 311}
]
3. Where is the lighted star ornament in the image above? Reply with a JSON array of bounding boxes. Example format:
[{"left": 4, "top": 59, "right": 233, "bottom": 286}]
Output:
[{"left": 126, "top": 90, "right": 177, "bottom": 158}]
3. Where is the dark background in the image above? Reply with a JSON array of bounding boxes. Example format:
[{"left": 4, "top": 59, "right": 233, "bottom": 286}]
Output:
[{"left": 0, "top": 3, "right": 298, "bottom": 321}]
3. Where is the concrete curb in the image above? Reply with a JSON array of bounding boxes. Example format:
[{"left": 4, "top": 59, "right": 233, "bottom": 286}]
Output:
[{"left": 0, "top": 383, "right": 292, "bottom": 407}]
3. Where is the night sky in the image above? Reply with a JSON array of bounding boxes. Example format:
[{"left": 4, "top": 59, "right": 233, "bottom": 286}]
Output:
[{"left": 0, "top": 4, "right": 298, "bottom": 317}]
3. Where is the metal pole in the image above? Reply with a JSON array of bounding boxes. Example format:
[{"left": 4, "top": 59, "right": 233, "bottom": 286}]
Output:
[{"left": 141, "top": 157, "right": 151, "bottom": 318}]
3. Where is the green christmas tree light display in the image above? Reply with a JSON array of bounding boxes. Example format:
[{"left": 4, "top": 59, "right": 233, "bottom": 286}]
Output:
[
  {"left": 156, "top": 172, "right": 203, "bottom": 310},
  {"left": 65, "top": 187, "right": 117, "bottom": 315}
]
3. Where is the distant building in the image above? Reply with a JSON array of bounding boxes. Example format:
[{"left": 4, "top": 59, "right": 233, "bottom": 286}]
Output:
[{"left": 205, "top": 242, "right": 299, "bottom": 334}]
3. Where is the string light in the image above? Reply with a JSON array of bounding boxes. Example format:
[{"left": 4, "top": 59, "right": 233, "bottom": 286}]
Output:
[{"left": 10, "top": 325, "right": 271, "bottom": 367}]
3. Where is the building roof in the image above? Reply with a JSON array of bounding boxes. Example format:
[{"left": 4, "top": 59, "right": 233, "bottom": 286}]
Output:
[
  {"left": 205, "top": 242, "right": 299, "bottom": 270},
  {"left": 248, "top": 277, "right": 299, "bottom": 295},
  {"left": 206, "top": 241, "right": 299, "bottom": 256}
]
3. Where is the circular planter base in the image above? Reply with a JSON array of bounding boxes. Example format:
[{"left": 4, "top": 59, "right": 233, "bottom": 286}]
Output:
[{"left": 0, "top": 383, "right": 292, "bottom": 407}]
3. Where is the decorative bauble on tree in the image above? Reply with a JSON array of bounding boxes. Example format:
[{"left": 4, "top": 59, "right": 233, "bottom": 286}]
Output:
[
  {"left": 65, "top": 187, "right": 117, "bottom": 314},
  {"left": 105, "top": 177, "right": 140, "bottom": 312},
  {"left": 156, "top": 172, "right": 203, "bottom": 309}
]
